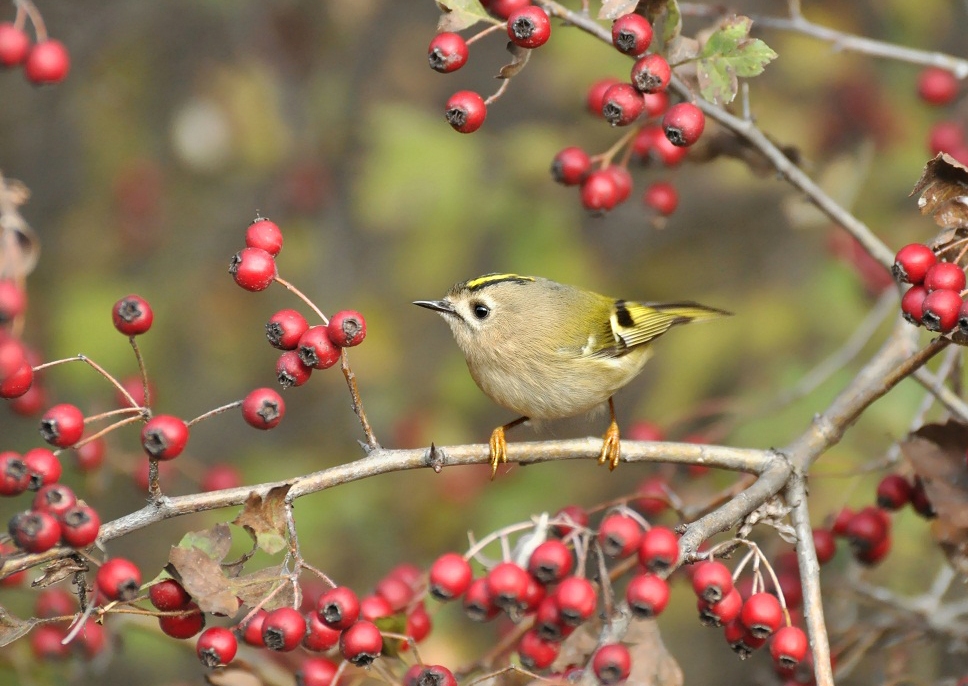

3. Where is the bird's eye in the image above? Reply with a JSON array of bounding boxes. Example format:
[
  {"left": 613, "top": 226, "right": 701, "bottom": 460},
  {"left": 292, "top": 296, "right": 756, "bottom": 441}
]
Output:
[{"left": 472, "top": 303, "right": 490, "bottom": 320}]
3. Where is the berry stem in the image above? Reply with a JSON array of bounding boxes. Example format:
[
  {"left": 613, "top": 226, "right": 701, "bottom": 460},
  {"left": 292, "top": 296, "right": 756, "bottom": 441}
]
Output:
[
  {"left": 128, "top": 337, "right": 151, "bottom": 409},
  {"left": 83, "top": 407, "right": 145, "bottom": 424},
  {"left": 592, "top": 128, "right": 638, "bottom": 169},
  {"left": 483, "top": 77, "right": 511, "bottom": 107},
  {"left": 340, "top": 348, "right": 380, "bottom": 451},
  {"left": 70, "top": 413, "right": 145, "bottom": 454},
  {"left": 466, "top": 22, "right": 504, "bottom": 46},
  {"left": 33, "top": 354, "right": 145, "bottom": 414},
  {"left": 14, "top": 0, "right": 47, "bottom": 41},
  {"left": 186, "top": 400, "right": 243, "bottom": 427},
  {"left": 273, "top": 276, "right": 329, "bottom": 325}
]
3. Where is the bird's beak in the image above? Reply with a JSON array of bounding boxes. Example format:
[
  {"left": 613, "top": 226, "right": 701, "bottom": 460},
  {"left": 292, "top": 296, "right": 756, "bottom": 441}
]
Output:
[{"left": 413, "top": 299, "right": 456, "bottom": 315}]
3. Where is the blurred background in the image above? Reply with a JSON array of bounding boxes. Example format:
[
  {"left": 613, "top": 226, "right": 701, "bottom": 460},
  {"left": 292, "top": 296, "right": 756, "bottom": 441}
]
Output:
[{"left": 1, "top": 0, "right": 966, "bottom": 683}]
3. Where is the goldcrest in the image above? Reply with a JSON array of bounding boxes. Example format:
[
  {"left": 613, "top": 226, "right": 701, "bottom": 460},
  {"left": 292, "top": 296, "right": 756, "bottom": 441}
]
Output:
[{"left": 414, "top": 273, "right": 729, "bottom": 476}]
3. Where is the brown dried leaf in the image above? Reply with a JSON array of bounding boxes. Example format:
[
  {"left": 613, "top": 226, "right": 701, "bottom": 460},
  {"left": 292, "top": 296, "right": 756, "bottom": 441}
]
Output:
[
  {"left": 0, "top": 607, "right": 39, "bottom": 648},
  {"left": 205, "top": 662, "right": 267, "bottom": 686},
  {"left": 168, "top": 524, "right": 240, "bottom": 616},
  {"left": 32, "top": 556, "right": 88, "bottom": 588},
  {"left": 498, "top": 42, "right": 530, "bottom": 79},
  {"left": 901, "top": 421, "right": 968, "bottom": 575},
  {"left": 911, "top": 153, "right": 968, "bottom": 230},
  {"left": 232, "top": 485, "right": 291, "bottom": 555},
  {"left": 665, "top": 35, "right": 699, "bottom": 66},
  {"left": 231, "top": 566, "right": 294, "bottom": 612}
]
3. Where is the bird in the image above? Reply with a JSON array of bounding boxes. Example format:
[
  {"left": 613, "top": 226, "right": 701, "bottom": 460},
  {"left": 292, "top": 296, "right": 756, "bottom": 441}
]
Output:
[{"left": 414, "top": 273, "right": 730, "bottom": 476}]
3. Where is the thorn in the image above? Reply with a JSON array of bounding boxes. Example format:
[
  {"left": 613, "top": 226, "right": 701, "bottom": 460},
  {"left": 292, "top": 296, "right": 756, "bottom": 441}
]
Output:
[{"left": 427, "top": 443, "right": 445, "bottom": 473}]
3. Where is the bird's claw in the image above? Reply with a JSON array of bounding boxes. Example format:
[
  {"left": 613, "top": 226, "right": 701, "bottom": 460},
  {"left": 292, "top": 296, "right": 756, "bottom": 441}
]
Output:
[
  {"left": 599, "top": 420, "right": 621, "bottom": 470},
  {"left": 489, "top": 426, "right": 508, "bottom": 479}
]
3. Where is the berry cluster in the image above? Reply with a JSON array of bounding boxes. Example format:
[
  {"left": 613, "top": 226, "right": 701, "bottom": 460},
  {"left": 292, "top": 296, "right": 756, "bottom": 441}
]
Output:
[
  {"left": 893, "top": 242, "right": 968, "bottom": 333},
  {"left": 228, "top": 215, "right": 367, "bottom": 388},
  {"left": 430, "top": 4, "right": 553, "bottom": 134},
  {"left": 27, "top": 587, "right": 107, "bottom": 661},
  {"left": 0, "top": 5, "right": 69, "bottom": 86},
  {"left": 917, "top": 66, "right": 967, "bottom": 164}
]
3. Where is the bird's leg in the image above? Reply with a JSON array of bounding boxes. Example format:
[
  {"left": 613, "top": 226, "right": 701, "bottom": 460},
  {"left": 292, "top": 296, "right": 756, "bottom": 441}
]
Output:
[
  {"left": 489, "top": 416, "right": 528, "bottom": 479},
  {"left": 599, "top": 397, "right": 621, "bottom": 470}
]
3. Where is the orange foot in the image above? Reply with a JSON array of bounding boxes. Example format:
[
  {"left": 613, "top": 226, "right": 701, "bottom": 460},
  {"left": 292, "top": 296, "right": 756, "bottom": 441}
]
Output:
[
  {"left": 598, "top": 420, "right": 621, "bottom": 470},
  {"left": 488, "top": 425, "right": 508, "bottom": 479}
]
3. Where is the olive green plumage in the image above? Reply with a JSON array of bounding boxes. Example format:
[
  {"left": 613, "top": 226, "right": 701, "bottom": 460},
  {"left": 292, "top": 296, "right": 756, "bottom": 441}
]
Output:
[{"left": 414, "top": 273, "right": 729, "bottom": 421}]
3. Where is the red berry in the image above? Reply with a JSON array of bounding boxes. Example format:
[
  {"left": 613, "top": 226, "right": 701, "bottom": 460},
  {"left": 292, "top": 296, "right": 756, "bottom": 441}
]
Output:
[
  {"left": 9, "top": 510, "right": 62, "bottom": 553},
  {"left": 634, "top": 476, "right": 669, "bottom": 515},
  {"left": 303, "top": 609, "right": 341, "bottom": 651},
  {"left": 593, "top": 643, "right": 632, "bottom": 685},
  {"left": 922, "top": 289, "right": 963, "bottom": 332},
  {"left": 239, "top": 609, "right": 268, "bottom": 647},
  {"left": 725, "top": 618, "right": 766, "bottom": 658},
  {"left": 626, "top": 572, "right": 670, "bottom": 618},
  {"left": 96, "top": 558, "right": 142, "bottom": 602},
  {"left": 429, "top": 552, "right": 473, "bottom": 600},
  {"left": 551, "top": 147, "right": 591, "bottom": 185},
  {"left": 32, "top": 483, "right": 77, "bottom": 518},
  {"left": 74, "top": 437, "right": 106, "bottom": 472},
  {"left": 112, "top": 295, "right": 154, "bottom": 336},
  {"left": 518, "top": 629, "right": 559, "bottom": 670},
  {"left": 23, "top": 447, "right": 61, "bottom": 489},
  {"left": 598, "top": 512, "right": 643, "bottom": 558},
  {"left": 554, "top": 576, "right": 597, "bottom": 625},
  {"left": 552, "top": 504, "right": 589, "bottom": 537},
  {"left": 845, "top": 507, "right": 889, "bottom": 550},
  {"left": 901, "top": 285, "right": 929, "bottom": 325},
  {"left": 428, "top": 32, "right": 469, "bottom": 73},
  {"left": 24, "top": 39, "right": 70, "bottom": 85},
  {"left": 507, "top": 6, "right": 551, "bottom": 49},
  {"left": 445, "top": 90, "right": 487, "bottom": 133},
  {"left": 159, "top": 604, "right": 205, "bottom": 639},
  {"left": 276, "top": 349, "right": 313, "bottom": 387},
  {"left": 855, "top": 532, "right": 892, "bottom": 565},
  {"left": 141, "top": 414, "right": 190, "bottom": 460},
  {"left": 643, "top": 181, "right": 678, "bottom": 215},
  {"left": 643, "top": 90, "right": 670, "bottom": 118},
  {"left": 918, "top": 67, "right": 959, "bottom": 106},
  {"left": 892, "top": 244, "right": 937, "bottom": 284},
  {"left": 298, "top": 325, "right": 341, "bottom": 370},
  {"left": 8, "top": 378, "right": 45, "bottom": 413},
  {"left": 317, "top": 586, "right": 360, "bottom": 630},
  {"left": 40, "top": 403, "right": 85, "bottom": 448},
  {"left": 150, "top": 579, "right": 192, "bottom": 611},
  {"left": 663, "top": 102, "right": 705, "bottom": 147},
  {"left": 196, "top": 626, "right": 238, "bottom": 667},
  {"left": 586, "top": 77, "right": 621, "bottom": 116},
  {"left": 241, "top": 387, "right": 285, "bottom": 429},
  {"left": 486, "top": 561, "right": 531, "bottom": 612},
  {"left": 605, "top": 166, "right": 633, "bottom": 203},
  {"left": 580, "top": 169, "right": 620, "bottom": 215},
  {"left": 638, "top": 526, "right": 679, "bottom": 572},
  {"left": 813, "top": 528, "right": 837, "bottom": 565},
  {"left": 770, "top": 625, "right": 809, "bottom": 668},
  {"left": 631, "top": 53, "right": 671, "bottom": 93},
  {"left": 528, "top": 539, "right": 574, "bottom": 584},
  {"left": 78, "top": 622, "right": 107, "bottom": 659},
  {"left": 628, "top": 420, "right": 663, "bottom": 440},
  {"left": 31, "top": 624, "right": 69, "bottom": 661},
  {"left": 602, "top": 82, "right": 645, "bottom": 126},
  {"left": 263, "top": 607, "right": 307, "bottom": 652},
  {"left": 245, "top": 217, "right": 283, "bottom": 256},
  {"left": 36, "top": 588, "right": 76, "bottom": 618},
  {"left": 339, "top": 620, "right": 383, "bottom": 667},
  {"left": 463, "top": 577, "right": 500, "bottom": 622},
  {"left": 0, "top": 336, "right": 26, "bottom": 378},
  {"left": 691, "top": 560, "right": 734, "bottom": 603},
  {"left": 876, "top": 474, "right": 912, "bottom": 510},
  {"left": 200, "top": 463, "right": 243, "bottom": 491},
  {"left": 298, "top": 657, "right": 340, "bottom": 686},
  {"left": 740, "top": 592, "right": 783, "bottom": 639},
  {"left": 698, "top": 586, "right": 742, "bottom": 626},
  {"left": 924, "top": 262, "right": 966, "bottom": 292},
  {"left": 327, "top": 310, "right": 366, "bottom": 347},
  {"left": 533, "top": 595, "right": 572, "bottom": 641},
  {"left": 229, "top": 247, "right": 277, "bottom": 292},
  {"left": 483, "top": 0, "right": 531, "bottom": 20},
  {"left": 266, "top": 309, "right": 309, "bottom": 350},
  {"left": 928, "top": 120, "right": 965, "bottom": 155},
  {"left": 403, "top": 664, "right": 457, "bottom": 686},
  {"left": 0, "top": 279, "right": 27, "bottom": 321},
  {"left": 612, "top": 13, "right": 653, "bottom": 56},
  {"left": 0, "top": 452, "right": 30, "bottom": 496},
  {"left": 0, "top": 23, "right": 30, "bottom": 67},
  {"left": 359, "top": 593, "right": 393, "bottom": 621},
  {"left": 405, "top": 602, "right": 432, "bottom": 644}
]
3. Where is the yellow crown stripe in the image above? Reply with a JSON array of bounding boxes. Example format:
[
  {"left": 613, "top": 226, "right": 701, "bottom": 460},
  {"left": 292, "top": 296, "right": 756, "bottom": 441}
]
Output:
[{"left": 463, "top": 273, "right": 535, "bottom": 291}]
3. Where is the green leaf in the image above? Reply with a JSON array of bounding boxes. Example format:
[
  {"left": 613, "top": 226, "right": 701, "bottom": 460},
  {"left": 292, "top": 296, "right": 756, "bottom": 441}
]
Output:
[
  {"left": 661, "top": 0, "right": 682, "bottom": 45},
  {"left": 696, "top": 15, "right": 777, "bottom": 104},
  {"left": 436, "top": 0, "right": 494, "bottom": 32}
]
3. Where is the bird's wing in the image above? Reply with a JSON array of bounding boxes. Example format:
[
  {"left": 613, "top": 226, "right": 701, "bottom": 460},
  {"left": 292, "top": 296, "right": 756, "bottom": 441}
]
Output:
[{"left": 590, "top": 300, "right": 730, "bottom": 358}]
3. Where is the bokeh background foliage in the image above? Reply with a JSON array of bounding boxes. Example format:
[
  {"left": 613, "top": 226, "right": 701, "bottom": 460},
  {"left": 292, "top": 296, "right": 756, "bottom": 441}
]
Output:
[{"left": 1, "top": 0, "right": 966, "bottom": 682}]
